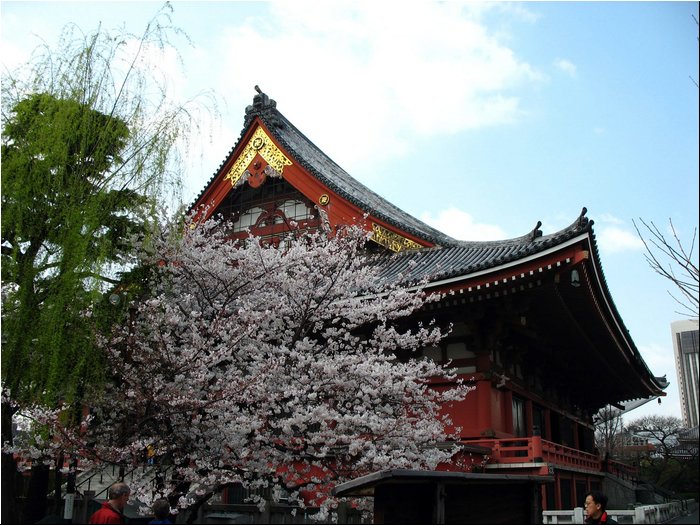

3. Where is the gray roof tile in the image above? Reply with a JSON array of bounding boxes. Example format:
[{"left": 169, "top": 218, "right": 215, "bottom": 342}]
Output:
[{"left": 193, "top": 91, "right": 593, "bottom": 284}]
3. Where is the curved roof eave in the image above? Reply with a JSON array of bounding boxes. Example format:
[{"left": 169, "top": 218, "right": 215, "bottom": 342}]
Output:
[
  {"left": 584, "top": 219, "right": 669, "bottom": 394},
  {"left": 371, "top": 212, "right": 666, "bottom": 396},
  {"left": 192, "top": 93, "right": 595, "bottom": 254},
  {"left": 373, "top": 208, "right": 593, "bottom": 285}
]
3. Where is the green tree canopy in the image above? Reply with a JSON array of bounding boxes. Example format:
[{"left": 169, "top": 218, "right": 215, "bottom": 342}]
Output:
[
  {"left": 1, "top": 3, "right": 215, "bottom": 408},
  {"left": 1, "top": 92, "right": 151, "bottom": 404}
]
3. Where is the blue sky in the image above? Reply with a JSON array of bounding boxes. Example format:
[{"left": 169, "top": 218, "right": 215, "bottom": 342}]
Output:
[{"left": 2, "top": 1, "right": 698, "bottom": 422}]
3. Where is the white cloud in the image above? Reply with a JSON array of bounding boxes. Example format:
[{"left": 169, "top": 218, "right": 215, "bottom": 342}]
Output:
[
  {"left": 637, "top": 342, "right": 675, "bottom": 373},
  {"left": 594, "top": 214, "right": 644, "bottom": 253},
  {"left": 596, "top": 226, "right": 645, "bottom": 254},
  {"left": 420, "top": 207, "right": 508, "bottom": 241},
  {"left": 554, "top": 58, "right": 577, "bottom": 77},
  {"left": 597, "top": 213, "right": 625, "bottom": 226},
  {"left": 0, "top": 38, "right": 27, "bottom": 73},
  {"left": 462, "top": 2, "right": 541, "bottom": 26},
  {"left": 212, "top": 2, "right": 542, "bottom": 174},
  {"left": 499, "top": 3, "right": 541, "bottom": 24}
]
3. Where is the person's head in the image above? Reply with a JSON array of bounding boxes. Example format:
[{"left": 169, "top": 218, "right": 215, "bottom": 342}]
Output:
[
  {"left": 584, "top": 490, "right": 608, "bottom": 520},
  {"left": 108, "top": 482, "right": 130, "bottom": 511},
  {"left": 152, "top": 498, "right": 171, "bottom": 520}
]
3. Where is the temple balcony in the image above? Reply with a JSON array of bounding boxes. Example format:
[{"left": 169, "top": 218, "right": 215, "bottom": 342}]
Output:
[{"left": 452, "top": 437, "right": 639, "bottom": 480}]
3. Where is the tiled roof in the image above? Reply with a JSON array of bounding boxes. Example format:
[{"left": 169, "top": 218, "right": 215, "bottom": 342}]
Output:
[
  {"left": 373, "top": 212, "right": 591, "bottom": 285},
  {"left": 194, "top": 91, "right": 456, "bottom": 246},
  {"left": 194, "top": 90, "right": 595, "bottom": 283},
  {"left": 255, "top": 92, "right": 464, "bottom": 246},
  {"left": 254, "top": 99, "right": 597, "bottom": 285}
]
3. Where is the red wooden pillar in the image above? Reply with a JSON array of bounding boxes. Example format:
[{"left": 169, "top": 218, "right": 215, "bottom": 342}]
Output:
[{"left": 531, "top": 434, "right": 544, "bottom": 462}]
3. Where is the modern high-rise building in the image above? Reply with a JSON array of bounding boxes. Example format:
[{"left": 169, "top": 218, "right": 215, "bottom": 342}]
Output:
[{"left": 671, "top": 320, "right": 699, "bottom": 428}]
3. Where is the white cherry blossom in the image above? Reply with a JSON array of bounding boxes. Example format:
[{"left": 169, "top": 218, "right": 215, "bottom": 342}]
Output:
[{"left": 8, "top": 214, "right": 468, "bottom": 519}]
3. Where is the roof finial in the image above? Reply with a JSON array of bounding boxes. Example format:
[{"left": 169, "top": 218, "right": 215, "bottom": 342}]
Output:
[
  {"left": 577, "top": 207, "right": 588, "bottom": 228},
  {"left": 244, "top": 86, "right": 279, "bottom": 127},
  {"left": 530, "top": 220, "right": 543, "bottom": 241},
  {"left": 251, "top": 85, "right": 274, "bottom": 109}
]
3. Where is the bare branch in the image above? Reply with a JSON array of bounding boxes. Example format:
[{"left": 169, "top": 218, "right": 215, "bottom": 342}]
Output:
[{"left": 633, "top": 218, "right": 699, "bottom": 318}]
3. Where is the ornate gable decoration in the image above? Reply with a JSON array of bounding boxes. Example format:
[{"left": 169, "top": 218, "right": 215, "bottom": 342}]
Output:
[
  {"left": 224, "top": 126, "right": 293, "bottom": 188},
  {"left": 371, "top": 223, "right": 423, "bottom": 253}
]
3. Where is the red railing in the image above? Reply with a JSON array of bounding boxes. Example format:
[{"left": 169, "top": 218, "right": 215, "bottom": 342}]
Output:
[
  {"left": 540, "top": 439, "right": 601, "bottom": 471},
  {"left": 461, "top": 437, "right": 603, "bottom": 472}
]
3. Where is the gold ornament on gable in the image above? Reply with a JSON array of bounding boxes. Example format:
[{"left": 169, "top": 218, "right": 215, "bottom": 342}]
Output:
[
  {"left": 224, "top": 127, "right": 293, "bottom": 188},
  {"left": 371, "top": 223, "right": 424, "bottom": 253}
]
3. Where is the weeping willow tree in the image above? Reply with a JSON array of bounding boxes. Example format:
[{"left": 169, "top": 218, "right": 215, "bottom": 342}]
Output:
[{"left": 1, "top": 4, "right": 215, "bottom": 521}]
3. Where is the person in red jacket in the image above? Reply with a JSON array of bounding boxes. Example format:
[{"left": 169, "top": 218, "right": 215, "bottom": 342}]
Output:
[{"left": 89, "top": 482, "right": 130, "bottom": 524}]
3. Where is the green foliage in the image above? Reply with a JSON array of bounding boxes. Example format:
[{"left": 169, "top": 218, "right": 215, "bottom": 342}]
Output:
[
  {"left": 626, "top": 415, "right": 698, "bottom": 495},
  {"left": 1, "top": 92, "right": 149, "bottom": 406},
  {"left": 1, "top": 3, "right": 215, "bottom": 410},
  {"left": 639, "top": 456, "right": 699, "bottom": 495}
]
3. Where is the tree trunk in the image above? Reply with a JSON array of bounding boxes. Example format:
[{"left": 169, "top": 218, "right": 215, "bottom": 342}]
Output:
[
  {"left": 1, "top": 401, "right": 19, "bottom": 524},
  {"left": 1, "top": 452, "right": 19, "bottom": 524}
]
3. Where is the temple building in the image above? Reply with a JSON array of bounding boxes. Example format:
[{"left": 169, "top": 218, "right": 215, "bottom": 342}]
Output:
[{"left": 190, "top": 89, "right": 668, "bottom": 514}]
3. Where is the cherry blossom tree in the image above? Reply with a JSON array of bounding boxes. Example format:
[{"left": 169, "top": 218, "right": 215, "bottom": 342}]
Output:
[{"left": 9, "top": 214, "right": 467, "bottom": 521}]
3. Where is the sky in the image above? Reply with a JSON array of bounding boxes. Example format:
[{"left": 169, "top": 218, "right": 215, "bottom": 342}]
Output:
[{"left": 1, "top": 1, "right": 698, "bottom": 423}]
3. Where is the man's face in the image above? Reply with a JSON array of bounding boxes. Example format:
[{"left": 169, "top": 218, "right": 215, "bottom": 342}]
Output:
[
  {"left": 115, "top": 491, "right": 130, "bottom": 511},
  {"left": 584, "top": 495, "right": 602, "bottom": 519}
]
